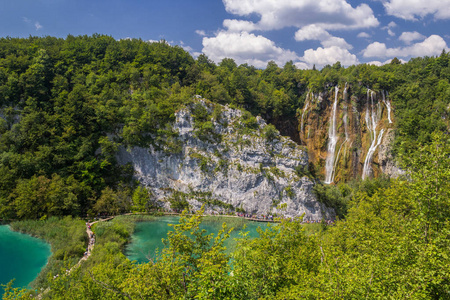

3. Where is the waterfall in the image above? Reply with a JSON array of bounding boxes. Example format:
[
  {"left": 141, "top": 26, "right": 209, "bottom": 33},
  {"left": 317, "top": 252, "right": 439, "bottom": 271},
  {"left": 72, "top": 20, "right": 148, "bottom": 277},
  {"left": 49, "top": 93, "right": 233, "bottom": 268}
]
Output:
[
  {"left": 382, "top": 91, "right": 393, "bottom": 124},
  {"left": 324, "top": 86, "right": 339, "bottom": 184},
  {"left": 343, "top": 83, "right": 349, "bottom": 140},
  {"left": 300, "top": 92, "right": 311, "bottom": 134},
  {"left": 362, "top": 91, "right": 385, "bottom": 179}
]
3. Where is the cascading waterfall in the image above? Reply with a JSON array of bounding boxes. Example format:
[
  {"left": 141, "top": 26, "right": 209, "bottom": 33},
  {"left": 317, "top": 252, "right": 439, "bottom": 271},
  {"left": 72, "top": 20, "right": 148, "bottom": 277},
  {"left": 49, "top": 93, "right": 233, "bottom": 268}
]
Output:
[
  {"left": 362, "top": 90, "right": 385, "bottom": 179},
  {"left": 329, "top": 83, "right": 350, "bottom": 183},
  {"left": 342, "top": 83, "right": 349, "bottom": 140},
  {"left": 324, "top": 86, "right": 339, "bottom": 184},
  {"left": 382, "top": 91, "right": 393, "bottom": 123}
]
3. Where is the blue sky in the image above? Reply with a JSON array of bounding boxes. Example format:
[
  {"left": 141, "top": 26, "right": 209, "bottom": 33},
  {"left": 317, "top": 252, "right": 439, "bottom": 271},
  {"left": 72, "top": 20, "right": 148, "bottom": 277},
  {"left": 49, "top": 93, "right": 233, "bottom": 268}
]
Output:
[{"left": 1, "top": 0, "right": 450, "bottom": 69}]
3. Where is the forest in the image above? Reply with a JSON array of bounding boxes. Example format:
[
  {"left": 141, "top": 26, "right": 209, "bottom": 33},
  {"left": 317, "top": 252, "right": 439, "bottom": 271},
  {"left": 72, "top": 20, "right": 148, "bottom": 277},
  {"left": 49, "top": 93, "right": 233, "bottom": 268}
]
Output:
[{"left": 0, "top": 35, "right": 450, "bottom": 298}]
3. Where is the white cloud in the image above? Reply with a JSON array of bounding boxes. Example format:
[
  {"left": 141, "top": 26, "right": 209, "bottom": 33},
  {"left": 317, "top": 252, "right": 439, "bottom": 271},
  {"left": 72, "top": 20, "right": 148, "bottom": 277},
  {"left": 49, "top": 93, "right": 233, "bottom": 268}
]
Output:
[
  {"left": 195, "top": 30, "right": 206, "bottom": 36},
  {"left": 302, "top": 46, "right": 359, "bottom": 68},
  {"left": 202, "top": 31, "right": 299, "bottom": 68},
  {"left": 399, "top": 31, "right": 426, "bottom": 44},
  {"left": 222, "top": 0, "right": 379, "bottom": 31},
  {"left": 387, "top": 21, "right": 397, "bottom": 28},
  {"left": 294, "top": 62, "right": 310, "bottom": 70},
  {"left": 363, "top": 42, "right": 388, "bottom": 57},
  {"left": 363, "top": 35, "right": 448, "bottom": 58},
  {"left": 295, "top": 25, "right": 329, "bottom": 41},
  {"left": 23, "top": 17, "right": 43, "bottom": 31},
  {"left": 382, "top": 0, "right": 450, "bottom": 20},
  {"left": 295, "top": 25, "right": 352, "bottom": 50},
  {"left": 382, "top": 21, "right": 396, "bottom": 37},
  {"left": 179, "top": 41, "right": 194, "bottom": 53},
  {"left": 357, "top": 32, "right": 371, "bottom": 38},
  {"left": 366, "top": 58, "right": 406, "bottom": 66},
  {"left": 35, "top": 22, "right": 43, "bottom": 30},
  {"left": 223, "top": 19, "right": 258, "bottom": 32}
]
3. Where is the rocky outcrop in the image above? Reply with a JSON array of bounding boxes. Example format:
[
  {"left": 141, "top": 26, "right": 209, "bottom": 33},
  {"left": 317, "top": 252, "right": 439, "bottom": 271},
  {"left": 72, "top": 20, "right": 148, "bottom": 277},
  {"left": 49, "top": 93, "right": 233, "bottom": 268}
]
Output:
[
  {"left": 378, "top": 129, "right": 405, "bottom": 178},
  {"left": 117, "top": 99, "right": 334, "bottom": 220}
]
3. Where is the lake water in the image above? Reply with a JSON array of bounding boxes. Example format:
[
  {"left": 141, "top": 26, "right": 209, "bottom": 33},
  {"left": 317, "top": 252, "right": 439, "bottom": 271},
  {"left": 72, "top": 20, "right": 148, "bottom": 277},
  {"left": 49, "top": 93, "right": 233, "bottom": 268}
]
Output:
[
  {"left": 0, "top": 225, "right": 51, "bottom": 296},
  {"left": 125, "top": 216, "right": 270, "bottom": 263}
]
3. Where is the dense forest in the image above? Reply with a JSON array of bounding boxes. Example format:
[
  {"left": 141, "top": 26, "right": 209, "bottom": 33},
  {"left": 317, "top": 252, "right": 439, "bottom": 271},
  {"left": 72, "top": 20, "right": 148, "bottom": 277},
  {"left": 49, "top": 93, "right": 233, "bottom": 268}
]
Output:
[
  {"left": 0, "top": 35, "right": 449, "bottom": 220},
  {"left": 1, "top": 35, "right": 450, "bottom": 299}
]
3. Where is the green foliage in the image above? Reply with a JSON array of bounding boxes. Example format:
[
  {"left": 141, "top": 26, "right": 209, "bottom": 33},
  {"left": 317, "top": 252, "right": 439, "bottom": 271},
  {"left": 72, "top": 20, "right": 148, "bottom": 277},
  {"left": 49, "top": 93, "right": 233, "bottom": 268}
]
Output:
[
  {"left": 313, "top": 176, "right": 391, "bottom": 219},
  {"left": 295, "top": 163, "right": 314, "bottom": 179},
  {"left": 92, "top": 186, "right": 132, "bottom": 216},
  {"left": 2, "top": 35, "right": 450, "bottom": 299},
  {"left": 7, "top": 143, "right": 450, "bottom": 300},
  {"left": 167, "top": 191, "right": 190, "bottom": 211},
  {"left": 1, "top": 35, "right": 449, "bottom": 220},
  {"left": 262, "top": 123, "right": 278, "bottom": 142},
  {"left": 285, "top": 185, "right": 295, "bottom": 198},
  {"left": 191, "top": 102, "right": 222, "bottom": 143},
  {"left": 131, "top": 186, "right": 154, "bottom": 212}
]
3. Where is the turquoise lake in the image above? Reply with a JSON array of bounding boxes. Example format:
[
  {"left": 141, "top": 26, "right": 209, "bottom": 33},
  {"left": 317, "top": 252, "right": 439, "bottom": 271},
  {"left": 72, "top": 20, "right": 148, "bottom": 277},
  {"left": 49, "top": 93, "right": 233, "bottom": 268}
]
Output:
[
  {"left": 125, "top": 216, "right": 270, "bottom": 263},
  {"left": 0, "top": 225, "right": 51, "bottom": 297}
]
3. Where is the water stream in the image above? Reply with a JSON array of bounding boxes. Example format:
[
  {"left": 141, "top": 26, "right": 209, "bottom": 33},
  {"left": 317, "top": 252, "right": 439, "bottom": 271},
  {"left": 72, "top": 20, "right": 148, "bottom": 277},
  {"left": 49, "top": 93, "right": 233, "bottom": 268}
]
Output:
[
  {"left": 324, "top": 86, "right": 339, "bottom": 184},
  {"left": 382, "top": 90, "right": 393, "bottom": 124},
  {"left": 362, "top": 90, "right": 385, "bottom": 179},
  {"left": 343, "top": 83, "right": 349, "bottom": 140}
]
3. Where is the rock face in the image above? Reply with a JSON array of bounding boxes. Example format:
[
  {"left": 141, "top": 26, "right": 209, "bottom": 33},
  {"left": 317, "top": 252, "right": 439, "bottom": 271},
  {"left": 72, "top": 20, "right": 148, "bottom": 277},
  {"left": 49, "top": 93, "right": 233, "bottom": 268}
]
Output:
[
  {"left": 117, "top": 99, "right": 334, "bottom": 220},
  {"left": 300, "top": 86, "right": 398, "bottom": 183},
  {"left": 377, "top": 129, "right": 405, "bottom": 178}
]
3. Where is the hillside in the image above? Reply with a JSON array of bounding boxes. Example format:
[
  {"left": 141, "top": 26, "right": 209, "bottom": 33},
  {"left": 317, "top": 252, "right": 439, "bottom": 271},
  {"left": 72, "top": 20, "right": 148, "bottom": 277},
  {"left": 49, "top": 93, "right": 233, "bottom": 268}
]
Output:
[
  {"left": 0, "top": 35, "right": 449, "bottom": 220},
  {"left": 1, "top": 35, "right": 450, "bottom": 300}
]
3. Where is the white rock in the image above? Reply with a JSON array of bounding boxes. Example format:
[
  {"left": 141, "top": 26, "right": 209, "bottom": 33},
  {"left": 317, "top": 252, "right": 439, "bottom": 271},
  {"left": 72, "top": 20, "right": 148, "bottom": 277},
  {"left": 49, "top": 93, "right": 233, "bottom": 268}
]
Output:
[{"left": 117, "top": 100, "right": 334, "bottom": 221}]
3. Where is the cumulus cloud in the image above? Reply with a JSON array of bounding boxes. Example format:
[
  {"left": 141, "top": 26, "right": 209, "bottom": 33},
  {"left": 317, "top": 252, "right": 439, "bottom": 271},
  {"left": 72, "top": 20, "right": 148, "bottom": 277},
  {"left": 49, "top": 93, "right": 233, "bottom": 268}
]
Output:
[
  {"left": 363, "top": 35, "right": 448, "bottom": 58},
  {"left": 223, "top": 19, "right": 259, "bottom": 32},
  {"left": 399, "top": 31, "right": 426, "bottom": 44},
  {"left": 383, "top": 0, "right": 450, "bottom": 20},
  {"left": 357, "top": 32, "right": 371, "bottom": 38},
  {"left": 302, "top": 46, "right": 359, "bottom": 68},
  {"left": 295, "top": 25, "right": 352, "bottom": 50},
  {"left": 222, "top": 0, "right": 379, "bottom": 31},
  {"left": 202, "top": 31, "right": 299, "bottom": 68}
]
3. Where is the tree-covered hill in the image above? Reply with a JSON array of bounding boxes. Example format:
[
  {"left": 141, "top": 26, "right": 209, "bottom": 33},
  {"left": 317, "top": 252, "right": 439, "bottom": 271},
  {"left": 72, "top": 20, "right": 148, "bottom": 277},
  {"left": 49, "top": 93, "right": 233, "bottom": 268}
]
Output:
[{"left": 0, "top": 35, "right": 449, "bottom": 220}]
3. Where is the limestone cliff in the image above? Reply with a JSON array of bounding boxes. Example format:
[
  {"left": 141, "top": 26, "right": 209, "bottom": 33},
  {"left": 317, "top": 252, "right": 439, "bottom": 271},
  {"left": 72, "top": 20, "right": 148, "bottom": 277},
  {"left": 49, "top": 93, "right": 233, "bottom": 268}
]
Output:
[
  {"left": 117, "top": 99, "right": 334, "bottom": 220},
  {"left": 299, "top": 85, "right": 402, "bottom": 183}
]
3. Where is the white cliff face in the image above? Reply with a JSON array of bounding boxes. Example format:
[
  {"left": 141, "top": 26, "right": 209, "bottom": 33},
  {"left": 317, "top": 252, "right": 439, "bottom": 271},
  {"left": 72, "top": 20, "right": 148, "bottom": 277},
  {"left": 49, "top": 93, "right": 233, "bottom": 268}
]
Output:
[
  {"left": 378, "top": 129, "right": 405, "bottom": 178},
  {"left": 117, "top": 100, "right": 334, "bottom": 220}
]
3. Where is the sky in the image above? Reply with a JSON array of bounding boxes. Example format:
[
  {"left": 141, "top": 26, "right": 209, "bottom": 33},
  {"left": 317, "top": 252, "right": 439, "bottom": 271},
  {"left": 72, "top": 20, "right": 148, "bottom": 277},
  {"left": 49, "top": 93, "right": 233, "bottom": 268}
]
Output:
[{"left": 1, "top": 0, "right": 450, "bottom": 69}]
